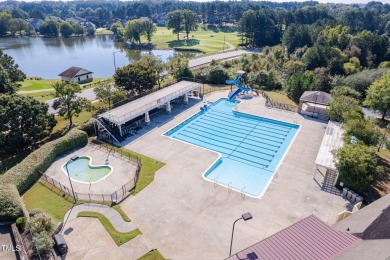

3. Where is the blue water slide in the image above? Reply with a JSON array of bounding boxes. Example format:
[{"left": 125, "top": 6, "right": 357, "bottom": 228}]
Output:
[{"left": 226, "top": 76, "right": 250, "bottom": 100}]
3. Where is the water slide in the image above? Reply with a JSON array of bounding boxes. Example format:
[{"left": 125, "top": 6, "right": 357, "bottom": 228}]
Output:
[{"left": 226, "top": 76, "right": 251, "bottom": 100}]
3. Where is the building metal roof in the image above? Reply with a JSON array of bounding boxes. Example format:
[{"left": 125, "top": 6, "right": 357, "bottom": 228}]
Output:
[
  {"left": 315, "top": 121, "right": 344, "bottom": 171},
  {"left": 102, "top": 80, "right": 201, "bottom": 125},
  {"left": 228, "top": 215, "right": 361, "bottom": 260},
  {"left": 58, "top": 66, "right": 92, "bottom": 78},
  {"left": 300, "top": 91, "right": 332, "bottom": 106}
]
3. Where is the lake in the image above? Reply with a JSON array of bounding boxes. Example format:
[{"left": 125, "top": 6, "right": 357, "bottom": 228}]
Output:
[{"left": 0, "top": 35, "right": 199, "bottom": 78}]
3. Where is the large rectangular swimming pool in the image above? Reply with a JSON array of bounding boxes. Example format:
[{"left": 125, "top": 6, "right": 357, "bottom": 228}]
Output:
[{"left": 164, "top": 98, "right": 299, "bottom": 198}]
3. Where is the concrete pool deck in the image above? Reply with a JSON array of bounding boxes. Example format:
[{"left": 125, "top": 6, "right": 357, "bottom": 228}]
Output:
[
  {"left": 120, "top": 91, "right": 351, "bottom": 259},
  {"left": 44, "top": 145, "right": 138, "bottom": 194}
]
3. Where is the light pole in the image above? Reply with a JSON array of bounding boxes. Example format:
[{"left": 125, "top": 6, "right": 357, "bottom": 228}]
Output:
[
  {"left": 65, "top": 155, "right": 79, "bottom": 202},
  {"left": 229, "top": 212, "right": 253, "bottom": 256},
  {"left": 113, "top": 51, "right": 120, "bottom": 72}
]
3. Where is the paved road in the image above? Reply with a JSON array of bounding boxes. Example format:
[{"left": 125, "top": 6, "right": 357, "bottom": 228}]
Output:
[
  {"left": 46, "top": 50, "right": 252, "bottom": 113},
  {"left": 46, "top": 87, "right": 97, "bottom": 114}
]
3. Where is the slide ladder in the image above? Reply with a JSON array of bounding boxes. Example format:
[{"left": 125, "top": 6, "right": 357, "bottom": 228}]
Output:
[{"left": 226, "top": 76, "right": 251, "bottom": 100}]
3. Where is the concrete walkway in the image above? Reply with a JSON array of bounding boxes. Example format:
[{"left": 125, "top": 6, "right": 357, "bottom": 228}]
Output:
[
  {"left": 64, "top": 203, "right": 136, "bottom": 233},
  {"left": 62, "top": 218, "right": 154, "bottom": 260}
]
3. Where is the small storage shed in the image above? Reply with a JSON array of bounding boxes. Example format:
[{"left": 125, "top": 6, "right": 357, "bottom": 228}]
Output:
[
  {"left": 59, "top": 66, "right": 93, "bottom": 84},
  {"left": 298, "top": 91, "right": 332, "bottom": 121}
]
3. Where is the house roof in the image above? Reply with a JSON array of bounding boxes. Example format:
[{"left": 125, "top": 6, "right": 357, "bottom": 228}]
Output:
[
  {"left": 58, "top": 67, "right": 92, "bottom": 78},
  {"left": 300, "top": 91, "right": 332, "bottom": 106},
  {"left": 228, "top": 215, "right": 361, "bottom": 260},
  {"left": 333, "top": 194, "right": 390, "bottom": 236}
]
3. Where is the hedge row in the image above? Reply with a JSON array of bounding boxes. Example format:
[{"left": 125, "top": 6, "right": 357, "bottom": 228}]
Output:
[
  {"left": 0, "top": 129, "right": 88, "bottom": 221},
  {"left": 0, "top": 184, "right": 24, "bottom": 221},
  {"left": 78, "top": 119, "right": 96, "bottom": 137}
]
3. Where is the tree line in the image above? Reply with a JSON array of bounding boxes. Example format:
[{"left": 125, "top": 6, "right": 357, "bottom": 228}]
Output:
[{"left": 1, "top": 1, "right": 390, "bottom": 35}]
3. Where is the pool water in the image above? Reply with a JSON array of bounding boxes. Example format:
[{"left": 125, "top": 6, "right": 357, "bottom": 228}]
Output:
[
  {"left": 63, "top": 156, "right": 112, "bottom": 183},
  {"left": 165, "top": 98, "right": 299, "bottom": 198}
]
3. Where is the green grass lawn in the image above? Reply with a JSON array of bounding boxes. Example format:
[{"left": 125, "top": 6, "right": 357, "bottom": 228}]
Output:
[
  {"left": 95, "top": 28, "right": 114, "bottom": 35},
  {"left": 52, "top": 101, "right": 105, "bottom": 133},
  {"left": 143, "top": 26, "right": 239, "bottom": 54},
  {"left": 138, "top": 250, "right": 165, "bottom": 260},
  {"left": 20, "top": 78, "right": 105, "bottom": 92},
  {"left": 20, "top": 79, "right": 59, "bottom": 91},
  {"left": 264, "top": 91, "right": 298, "bottom": 107},
  {"left": 22, "top": 182, "right": 74, "bottom": 223},
  {"left": 93, "top": 141, "right": 165, "bottom": 195},
  {"left": 77, "top": 211, "right": 141, "bottom": 246}
]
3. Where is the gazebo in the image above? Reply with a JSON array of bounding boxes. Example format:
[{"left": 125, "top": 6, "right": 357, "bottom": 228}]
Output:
[{"left": 298, "top": 91, "right": 332, "bottom": 120}]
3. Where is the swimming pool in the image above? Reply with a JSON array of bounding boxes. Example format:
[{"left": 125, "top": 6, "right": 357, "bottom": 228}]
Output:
[
  {"left": 164, "top": 98, "right": 299, "bottom": 198},
  {"left": 62, "top": 156, "right": 113, "bottom": 184}
]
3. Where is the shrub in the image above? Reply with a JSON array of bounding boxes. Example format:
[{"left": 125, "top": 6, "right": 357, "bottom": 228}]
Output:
[
  {"left": 29, "top": 208, "right": 44, "bottom": 217},
  {"left": 1, "top": 129, "right": 88, "bottom": 193},
  {"left": 0, "top": 184, "right": 24, "bottom": 221},
  {"left": 29, "top": 212, "right": 53, "bottom": 234},
  {"left": 206, "top": 65, "right": 229, "bottom": 84},
  {"left": 16, "top": 217, "right": 26, "bottom": 232},
  {"left": 31, "top": 231, "right": 53, "bottom": 255},
  {"left": 78, "top": 119, "right": 96, "bottom": 137}
]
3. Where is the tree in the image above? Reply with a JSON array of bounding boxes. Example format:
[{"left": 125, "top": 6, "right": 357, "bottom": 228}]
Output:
[
  {"left": 285, "top": 72, "right": 316, "bottom": 103},
  {"left": 0, "top": 94, "right": 56, "bottom": 153},
  {"left": 321, "top": 25, "right": 351, "bottom": 50},
  {"left": 282, "top": 60, "right": 306, "bottom": 76},
  {"left": 39, "top": 20, "right": 59, "bottom": 37},
  {"left": 142, "top": 19, "right": 156, "bottom": 43},
  {"left": 167, "top": 10, "right": 183, "bottom": 41},
  {"left": 344, "top": 118, "right": 380, "bottom": 146},
  {"left": 11, "top": 8, "right": 29, "bottom": 19},
  {"left": 111, "top": 22, "right": 123, "bottom": 36},
  {"left": 206, "top": 65, "right": 229, "bottom": 84},
  {"left": 0, "top": 11, "right": 11, "bottom": 36},
  {"left": 124, "top": 19, "right": 143, "bottom": 44},
  {"left": 9, "top": 18, "right": 29, "bottom": 35},
  {"left": 72, "top": 23, "right": 84, "bottom": 36},
  {"left": 330, "top": 86, "right": 361, "bottom": 100},
  {"left": 139, "top": 55, "right": 166, "bottom": 89},
  {"left": 327, "top": 95, "right": 363, "bottom": 122},
  {"left": 166, "top": 56, "right": 193, "bottom": 79},
  {"left": 182, "top": 10, "right": 198, "bottom": 40},
  {"left": 114, "top": 62, "right": 157, "bottom": 93},
  {"left": 60, "top": 22, "right": 73, "bottom": 38},
  {"left": 364, "top": 71, "right": 390, "bottom": 120},
  {"left": 333, "top": 144, "right": 382, "bottom": 193},
  {"left": 283, "top": 24, "right": 312, "bottom": 54},
  {"left": 94, "top": 81, "right": 126, "bottom": 109},
  {"left": 94, "top": 8, "right": 111, "bottom": 27},
  {"left": 343, "top": 57, "right": 362, "bottom": 75},
  {"left": 52, "top": 82, "right": 92, "bottom": 128},
  {"left": 0, "top": 50, "right": 26, "bottom": 94}
]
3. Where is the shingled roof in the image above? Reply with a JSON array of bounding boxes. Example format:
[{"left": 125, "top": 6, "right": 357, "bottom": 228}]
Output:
[
  {"left": 228, "top": 215, "right": 361, "bottom": 260},
  {"left": 300, "top": 91, "right": 332, "bottom": 106},
  {"left": 58, "top": 67, "right": 91, "bottom": 78}
]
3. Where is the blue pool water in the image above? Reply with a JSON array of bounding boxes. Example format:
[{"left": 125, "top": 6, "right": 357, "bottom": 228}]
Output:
[{"left": 164, "top": 98, "right": 299, "bottom": 197}]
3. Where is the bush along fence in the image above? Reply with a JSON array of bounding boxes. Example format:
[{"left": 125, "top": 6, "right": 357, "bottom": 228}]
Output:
[
  {"left": 260, "top": 90, "right": 299, "bottom": 113},
  {"left": 40, "top": 144, "right": 141, "bottom": 204},
  {"left": 0, "top": 129, "right": 88, "bottom": 221}
]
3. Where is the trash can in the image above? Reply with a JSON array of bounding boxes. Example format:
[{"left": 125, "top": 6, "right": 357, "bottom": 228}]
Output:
[{"left": 53, "top": 234, "right": 68, "bottom": 255}]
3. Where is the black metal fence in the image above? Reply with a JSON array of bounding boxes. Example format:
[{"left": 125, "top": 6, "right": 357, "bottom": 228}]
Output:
[{"left": 40, "top": 145, "right": 142, "bottom": 204}]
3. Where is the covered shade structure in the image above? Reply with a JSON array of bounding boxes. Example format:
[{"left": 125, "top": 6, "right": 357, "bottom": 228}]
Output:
[
  {"left": 298, "top": 91, "right": 332, "bottom": 121},
  {"left": 314, "top": 121, "right": 344, "bottom": 186}
]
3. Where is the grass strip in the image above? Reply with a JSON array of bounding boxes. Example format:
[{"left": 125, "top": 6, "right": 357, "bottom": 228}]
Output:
[
  {"left": 77, "top": 211, "right": 141, "bottom": 246},
  {"left": 112, "top": 205, "right": 131, "bottom": 222},
  {"left": 138, "top": 249, "right": 165, "bottom": 260}
]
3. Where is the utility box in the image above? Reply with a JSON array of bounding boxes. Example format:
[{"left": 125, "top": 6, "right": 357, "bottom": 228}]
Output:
[{"left": 53, "top": 234, "right": 68, "bottom": 255}]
